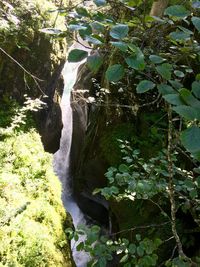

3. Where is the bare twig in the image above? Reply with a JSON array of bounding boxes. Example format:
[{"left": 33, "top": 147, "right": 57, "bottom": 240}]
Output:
[
  {"left": 148, "top": 198, "right": 171, "bottom": 221},
  {"left": 109, "top": 221, "right": 170, "bottom": 236},
  {"left": 0, "top": 46, "right": 46, "bottom": 95},
  {"left": 53, "top": 0, "right": 64, "bottom": 27}
]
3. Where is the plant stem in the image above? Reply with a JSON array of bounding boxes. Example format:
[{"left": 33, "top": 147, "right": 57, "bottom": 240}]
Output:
[{"left": 167, "top": 105, "right": 187, "bottom": 259}]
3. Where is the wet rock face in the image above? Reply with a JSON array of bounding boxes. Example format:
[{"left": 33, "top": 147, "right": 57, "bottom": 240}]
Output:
[
  {"left": 69, "top": 64, "right": 110, "bottom": 225},
  {"left": 39, "top": 101, "right": 63, "bottom": 154},
  {"left": 38, "top": 60, "right": 65, "bottom": 153}
]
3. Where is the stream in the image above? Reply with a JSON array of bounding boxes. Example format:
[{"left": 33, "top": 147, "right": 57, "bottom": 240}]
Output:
[{"left": 53, "top": 41, "right": 91, "bottom": 267}]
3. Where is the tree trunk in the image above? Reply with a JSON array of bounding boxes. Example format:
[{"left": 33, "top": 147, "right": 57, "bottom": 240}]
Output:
[{"left": 150, "top": 0, "right": 169, "bottom": 17}]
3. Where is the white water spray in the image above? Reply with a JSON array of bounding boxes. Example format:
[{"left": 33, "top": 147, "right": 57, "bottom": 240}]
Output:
[{"left": 53, "top": 42, "right": 91, "bottom": 267}]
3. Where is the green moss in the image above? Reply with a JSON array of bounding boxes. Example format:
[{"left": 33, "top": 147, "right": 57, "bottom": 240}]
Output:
[
  {"left": 0, "top": 129, "right": 72, "bottom": 266},
  {"left": 99, "top": 123, "right": 136, "bottom": 166}
]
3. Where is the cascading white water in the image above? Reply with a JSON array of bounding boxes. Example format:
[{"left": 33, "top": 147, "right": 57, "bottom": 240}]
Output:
[{"left": 53, "top": 42, "right": 91, "bottom": 267}]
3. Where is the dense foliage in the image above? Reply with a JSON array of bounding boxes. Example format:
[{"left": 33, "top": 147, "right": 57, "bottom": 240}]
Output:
[
  {"left": 53, "top": 0, "right": 200, "bottom": 266},
  {"left": 0, "top": 101, "right": 72, "bottom": 267}
]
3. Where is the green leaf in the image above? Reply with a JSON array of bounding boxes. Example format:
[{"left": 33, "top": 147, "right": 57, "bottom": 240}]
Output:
[
  {"left": 149, "top": 55, "right": 165, "bottom": 64},
  {"left": 157, "top": 84, "right": 176, "bottom": 95},
  {"left": 94, "top": 0, "right": 107, "bottom": 6},
  {"left": 106, "top": 64, "right": 125, "bottom": 82},
  {"left": 163, "top": 94, "right": 183, "bottom": 105},
  {"left": 68, "top": 24, "right": 87, "bottom": 31},
  {"left": 169, "top": 80, "right": 183, "bottom": 89},
  {"left": 126, "top": 45, "right": 145, "bottom": 70},
  {"left": 119, "top": 164, "right": 129, "bottom": 172},
  {"left": 137, "top": 246, "right": 144, "bottom": 257},
  {"left": 87, "top": 54, "right": 103, "bottom": 73},
  {"left": 178, "top": 26, "right": 193, "bottom": 35},
  {"left": 156, "top": 63, "right": 173, "bottom": 80},
  {"left": 129, "top": 244, "right": 136, "bottom": 254},
  {"left": 179, "top": 88, "right": 200, "bottom": 107},
  {"left": 110, "top": 186, "right": 119, "bottom": 194},
  {"left": 136, "top": 234, "right": 141, "bottom": 241},
  {"left": 164, "top": 5, "right": 190, "bottom": 19},
  {"left": 99, "top": 257, "right": 107, "bottom": 267},
  {"left": 93, "top": 188, "right": 101, "bottom": 194},
  {"left": 91, "top": 22, "right": 105, "bottom": 33},
  {"left": 120, "top": 254, "right": 129, "bottom": 263},
  {"left": 189, "top": 189, "right": 198, "bottom": 199},
  {"left": 111, "top": 41, "right": 128, "bottom": 52},
  {"left": 76, "top": 7, "right": 89, "bottom": 17},
  {"left": 192, "top": 17, "right": 200, "bottom": 32},
  {"left": 39, "top": 28, "right": 62, "bottom": 35},
  {"left": 68, "top": 49, "right": 88, "bottom": 62},
  {"left": 181, "top": 126, "right": 200, "bottom": 160},
  {"left": 174, "top": 70, "right": 185, "bottom": 78},
  {"left": 110, "top": 24, "right": 129, "bottom": 39},
  {"left": 173, "top": 106, "right": 198, "bottom": 120},
  {"left": 79, "top": 25, "right": 92, "bottom": 38},
  {"left": 136, "top": 80, "right": 156, "bottom": 93},
  {"left": 85, "top": 35, "right": 103, "bottom": 45},
  {"left": 76, "top": 242, "right": 84, "bottom": 251},
  {"left": 192, "top": 81, "right": 200, "bottom": 99},
  {"left": 169, "top": 31, "right": 191, "bottom": 42},
  {"left": 125, "top": 56, "right": 145, "bottom": 70}
]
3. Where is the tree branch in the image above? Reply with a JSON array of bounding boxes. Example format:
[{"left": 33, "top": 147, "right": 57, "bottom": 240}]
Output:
[{"left": 167, "top": 105, "right": 188, "bottom": 260}]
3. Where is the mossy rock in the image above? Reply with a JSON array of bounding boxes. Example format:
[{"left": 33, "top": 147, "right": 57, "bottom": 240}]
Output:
[
  {"left": 0, "top": 129, "right": 73, "bottom": 266},
  {"left": 0, "top": 0, "right": 69, "bottom": 100},
  {"left": 99, "top": 122, "right": 136, "bottom": 166}
]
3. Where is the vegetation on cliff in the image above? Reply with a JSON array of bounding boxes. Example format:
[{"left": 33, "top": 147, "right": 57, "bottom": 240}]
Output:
[
  {"left": 0, "top": 0, "right": 67, "bottom": 100},
  {"left": 0, "top": 1, "right": 73, "bottom": 266},
  {"left": 0, "top": 99, "right": 72, "bottom": 267}
]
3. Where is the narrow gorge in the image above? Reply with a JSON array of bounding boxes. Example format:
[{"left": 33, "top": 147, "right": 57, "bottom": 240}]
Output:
[
  {"left": 1, "top": 1, "right": 200, "bottom": 267},
  {"left": 53, "top": 41, "right": 92, "bottom": 267}
]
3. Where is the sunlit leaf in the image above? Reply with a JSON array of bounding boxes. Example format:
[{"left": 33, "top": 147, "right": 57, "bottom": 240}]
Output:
[
  {"left": 39, "top": 28, "right": 62, "bottom": 35},
  {"left": 174, "top": 70, "right": 185, "bottom": 78},
  {"left": 120, "top": 254, "right": 129, "bottom": 263},
  {"left": 94, "top": 0, "right": 107, "bottom": 6},
  {"left": 149, "top": 55, "right": 165, "bottom": 64},
  {"left": 164, "top": 5, "right": 190, "bottom": 19},
  {"left": 68, "top": 24, "right": 87, "bottom": 31},
  {"left": 110, "top": 24, "right": 129, "bottom": 40},
  {"left": 169, "top": 31, "right": 191, "bottom": 41}
]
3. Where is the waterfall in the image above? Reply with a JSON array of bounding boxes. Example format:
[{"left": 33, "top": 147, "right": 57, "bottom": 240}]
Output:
[{"left": 53, "top": 41, "right": 90, "bottom": 267}]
